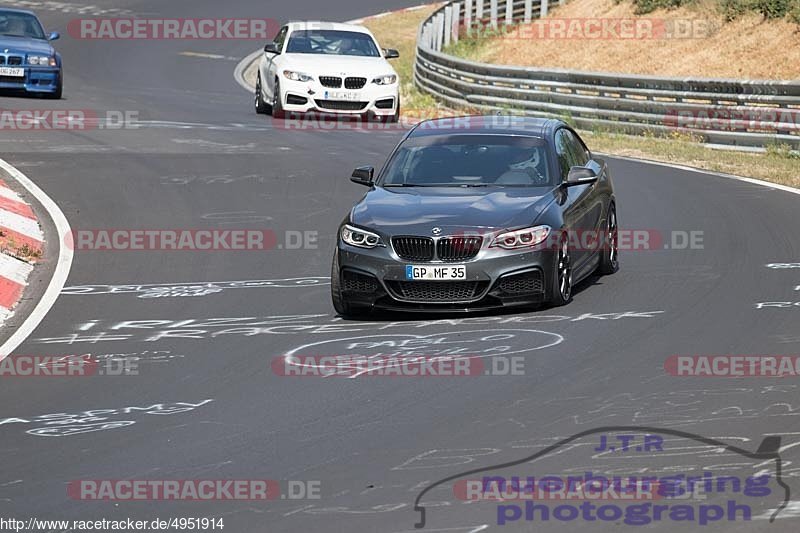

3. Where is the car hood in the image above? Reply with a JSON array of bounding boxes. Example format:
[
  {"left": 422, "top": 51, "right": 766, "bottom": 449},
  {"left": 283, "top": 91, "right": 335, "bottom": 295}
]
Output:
[
  {"left": 0, "top": 36, "right": 53, "bottom": 55},
  {"left": 282, "top": 53, "right": 395, "bottom": 77},
  {"left": 350, "top": 187, "right": 555, "bottom": 236}
]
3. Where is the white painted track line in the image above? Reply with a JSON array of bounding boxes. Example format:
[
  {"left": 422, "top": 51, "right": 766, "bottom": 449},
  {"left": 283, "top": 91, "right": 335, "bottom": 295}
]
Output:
[{"left": 0, "top": 158, "right": 73, "bottom": 359}]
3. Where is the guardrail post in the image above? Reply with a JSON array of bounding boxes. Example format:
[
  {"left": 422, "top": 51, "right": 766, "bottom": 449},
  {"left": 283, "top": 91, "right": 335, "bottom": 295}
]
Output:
[
  {"left": 436, "top": 13, "right": 445, "bottom": 51},
  {"left": 444, "top": 5, "right": 452, "bottom": 47},
  {"left": 490, "top": 0, "right": 498, "bottom": 29},
  {"left": 524, "top": 0, "right": 533, "bottom": 22},
  {"left": 464, "top": 0, "right": 473, "bottom": 36},
  {"left": 452, "top": 2, "right": 461, "bottom": 43},
  {"left": 505, "top": 0, "right": 513, "bottom": 25},
  {"left": 476, "top": 0, "right": 484, "bottom": 23},
  {"left": 541, "top": 0, "right": 548, "bottom": 18}
]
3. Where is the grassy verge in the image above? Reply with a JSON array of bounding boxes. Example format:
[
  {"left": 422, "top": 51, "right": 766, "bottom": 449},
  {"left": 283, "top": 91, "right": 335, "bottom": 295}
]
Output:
[
  {"left": 585, "top": 131, "right": 800, "bottom": 187},
  {"left": 362, "top": 2, "right": 800, "bottom": 189},
  {"left": 362, "top": 5, "right": 443, "bottom": 113}
]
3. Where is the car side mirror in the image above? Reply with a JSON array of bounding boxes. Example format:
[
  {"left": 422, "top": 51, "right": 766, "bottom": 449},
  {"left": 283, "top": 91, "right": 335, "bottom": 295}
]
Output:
[
  {"left": 264, "top": 42, "right": 280, "bottom": 54},
  {"left": 565, "top": 166, "right": 598, "bottom": 187},
  {"left": 351, "top": 166, "right": 374, "bottom": 186},
  {"left": 48, "top": 31, "right": 60, "bottom": 41},
  {"left": 383, "top": 48, "right": 399, "bottom": 59}
]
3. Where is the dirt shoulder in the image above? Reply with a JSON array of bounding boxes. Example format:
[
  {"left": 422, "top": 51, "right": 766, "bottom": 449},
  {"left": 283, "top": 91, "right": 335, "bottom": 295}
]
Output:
[{"left": 453, "top": 0, "right": 800, "bottom": 79}]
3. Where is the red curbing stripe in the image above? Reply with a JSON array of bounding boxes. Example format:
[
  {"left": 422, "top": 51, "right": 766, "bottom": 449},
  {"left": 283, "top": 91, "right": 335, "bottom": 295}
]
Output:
[
  {"left": 0, "top": 274, "right": 24, "bottom": 309},
  {"left": 0, "top": 194, "right": 35, "bottom": 220}
]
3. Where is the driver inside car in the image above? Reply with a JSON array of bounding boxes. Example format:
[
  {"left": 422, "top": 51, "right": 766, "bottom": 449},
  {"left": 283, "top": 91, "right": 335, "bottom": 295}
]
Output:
[{"left": 496, "top": 147, "right": 549, "bottom": 185}]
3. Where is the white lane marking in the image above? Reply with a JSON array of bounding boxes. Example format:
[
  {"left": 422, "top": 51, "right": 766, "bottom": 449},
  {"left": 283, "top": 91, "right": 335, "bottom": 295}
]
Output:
[
  {"left": 233, "top": 49, "right": 262, "bottom": 92},
  {"left": 0, "top": 254, "right": 33, "bottom": 285},
  {"left": 0, "top": 158, "right": 73, "bottom": 359},
  {"left": 61, "top": 277, "right": 330, "bottom": 298},
  {"left": 179, "top": 51, "right": 240, "bottom": 61},
  {"left": 755, "top": 500, "right": 800, "bottom": 520},
  {"left": 600, "top": 153, "right": 800, "bottom": 196}
]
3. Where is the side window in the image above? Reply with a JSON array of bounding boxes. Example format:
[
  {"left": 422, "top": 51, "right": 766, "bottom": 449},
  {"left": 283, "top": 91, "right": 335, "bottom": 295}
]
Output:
[
  {"left": 565, "top": 130, "right": 590, "bottom": 166},
  {"left": 554, "top": 130, "right": 575, "bottom": 181},
  {"left": 273, "top": 26, "right": 288, "bottom": 52}
]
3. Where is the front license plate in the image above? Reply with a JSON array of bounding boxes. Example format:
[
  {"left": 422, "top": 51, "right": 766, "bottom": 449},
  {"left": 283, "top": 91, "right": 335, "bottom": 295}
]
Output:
[
  {"left": 405, "top": 265, "right": 466, "bottom": 281},
  {"left": 0, "top": 67, "right": 24, "bottom": 77},
  {"left": 326, "top": 91, "right": 359, "bottom": 101}
]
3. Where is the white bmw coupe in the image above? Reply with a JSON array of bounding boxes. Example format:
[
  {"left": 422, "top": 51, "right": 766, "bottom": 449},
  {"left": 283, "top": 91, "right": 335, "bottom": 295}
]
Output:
[{"left": 255, "top": 22, "right": 400, "bottom": 122}]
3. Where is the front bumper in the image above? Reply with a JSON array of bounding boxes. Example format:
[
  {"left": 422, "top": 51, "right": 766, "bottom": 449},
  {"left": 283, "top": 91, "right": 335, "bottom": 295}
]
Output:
[
  {"left": 0, "top": 67, "right": 60, "bottom": 93},
  {"left": 279, "top": 77, "right": 398, "bottom": 116},
  {"left": 334, "top": 241, "right": 557, "bottom": 312}
]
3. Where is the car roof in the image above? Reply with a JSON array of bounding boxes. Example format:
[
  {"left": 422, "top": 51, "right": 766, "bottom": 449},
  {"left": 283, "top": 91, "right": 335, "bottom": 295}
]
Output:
[
  {"left": 0, "top": 8, "right": 38, "bottom": 16},
  {"left": 408, "top": 115, "right": 562, "bottom": 139},
  {"left": 284, "top": 21, "right": 372, "bottom": 34}
]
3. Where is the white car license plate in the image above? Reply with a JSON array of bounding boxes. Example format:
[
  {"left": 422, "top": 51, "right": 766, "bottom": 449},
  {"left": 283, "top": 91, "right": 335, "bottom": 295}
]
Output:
[
  {"left": 0, "top": 67, "right": 24, "bottom": 77},
  {"left": 405, "top": 265, "right": 466, "bottom": 281},
  {"left": 326, "top": 91, "right": 359, "bottom": 101}
]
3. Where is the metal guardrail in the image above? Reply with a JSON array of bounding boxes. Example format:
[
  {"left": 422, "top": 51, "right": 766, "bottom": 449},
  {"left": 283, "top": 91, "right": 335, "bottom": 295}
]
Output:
[{"left": 414, "top": 0, "right": 800, "bottom": 149}]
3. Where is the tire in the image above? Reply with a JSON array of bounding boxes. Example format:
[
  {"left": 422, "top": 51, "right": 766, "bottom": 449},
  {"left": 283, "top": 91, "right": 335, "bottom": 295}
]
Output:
[
  {"left": 254, "top": 74, "right": 269, "bottom": 114},
  {"left": 271, "top": 78, "right": 285, "bottom": 119},
  {"left": 549, "top": 234, "right": 573, "bottom": 307},
  {"left": 330, "top": 252, "right": 368, "bottom": 317},
  {"left": 597, "top": 203, "right": 619, "bottom": 275}
]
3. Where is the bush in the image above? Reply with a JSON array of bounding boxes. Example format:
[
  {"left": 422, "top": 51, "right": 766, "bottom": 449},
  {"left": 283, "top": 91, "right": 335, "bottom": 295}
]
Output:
[
  {"left": 750, "top": 0, "right": 792, "bottom": 18},
  {"left": 629, "top": 0, "right": 800, "bottom": 19},
  {"left": 720, "top": 0, "right": 749, "bottom": 20},
  {"left": 629, "top": 0, "right": 689, "bottom": 14},
  {"left": 788, "top": 0, "right": 800, "bottom": 23}
]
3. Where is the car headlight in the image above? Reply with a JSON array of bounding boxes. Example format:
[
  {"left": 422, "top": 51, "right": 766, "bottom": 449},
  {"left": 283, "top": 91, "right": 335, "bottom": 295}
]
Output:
[
  {"left": 490, "top": 225, "right": 551, "bottom": 250},
  {"left": 28, "top": 55, "right": 55, "bottom": 66},
  {"left": 341, "top": 224, "right": 384, "bottom": 249},
  {"left": 372, "top": 74, "right": 397, "bottom": 85},
  {"left": 283, "top": 70, "right": 313, "bottom": 82}
]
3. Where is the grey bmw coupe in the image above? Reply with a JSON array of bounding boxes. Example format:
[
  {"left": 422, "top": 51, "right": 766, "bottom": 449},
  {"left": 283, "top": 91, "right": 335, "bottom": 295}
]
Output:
[{"left": 331, "top": 116, "right": 618, "bottom": 316}]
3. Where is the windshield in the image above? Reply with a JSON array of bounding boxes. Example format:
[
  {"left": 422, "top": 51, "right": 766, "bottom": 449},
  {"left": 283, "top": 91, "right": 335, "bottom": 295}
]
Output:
[
  {"left": 285, "top": 29, "right": 380, "bottom": 57},
  {"left": 0, "top": 11, "right": 46, "bottom": 39},
  {"left": 379, "top": 134, "right": 551, "bottom": 187}
]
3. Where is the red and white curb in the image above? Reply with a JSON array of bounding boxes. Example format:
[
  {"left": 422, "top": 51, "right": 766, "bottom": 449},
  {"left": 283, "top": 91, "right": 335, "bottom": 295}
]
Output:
[
  {"left": 0, "top": 177, "right": 43, "bottom": 323},
  {"left": 0, "top": 159, "right": 73, "bottom": 359}
]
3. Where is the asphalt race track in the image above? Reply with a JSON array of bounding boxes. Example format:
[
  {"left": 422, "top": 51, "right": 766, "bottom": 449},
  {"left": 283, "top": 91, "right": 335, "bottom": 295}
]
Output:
[{"left": 0, "top": 0, "right": 799, "bottom": 532}]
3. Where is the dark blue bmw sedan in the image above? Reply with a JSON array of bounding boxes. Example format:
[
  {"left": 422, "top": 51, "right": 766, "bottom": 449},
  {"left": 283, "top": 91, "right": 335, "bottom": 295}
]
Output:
[{"left": 0, "top": 8, "right": 62, "bottom": 98}]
